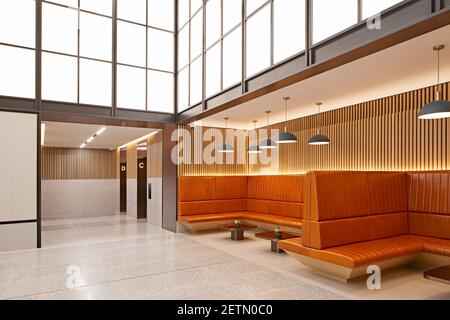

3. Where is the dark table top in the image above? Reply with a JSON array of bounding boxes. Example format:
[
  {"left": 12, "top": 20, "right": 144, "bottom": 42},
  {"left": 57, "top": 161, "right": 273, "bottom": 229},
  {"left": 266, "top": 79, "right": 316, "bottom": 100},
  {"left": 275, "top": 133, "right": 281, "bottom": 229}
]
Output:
[
  {"left": 255, "top": 231, "right": 299, "bottom": 241},
  {"left": 219, "top": 222, "right": 257, "bottom": 231},
  {"left": 424, "top": 265, "right": 450, "bottom": 285}
]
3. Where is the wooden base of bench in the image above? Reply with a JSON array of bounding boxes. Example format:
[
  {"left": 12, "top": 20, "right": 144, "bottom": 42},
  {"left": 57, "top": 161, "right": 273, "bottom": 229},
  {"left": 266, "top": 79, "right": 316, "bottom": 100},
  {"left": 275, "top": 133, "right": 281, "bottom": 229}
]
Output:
[
  {"left": 180, "top": 220, "right": 301, "bottom": 235},
  {"left": 285, "top": 252, "right": 450, "bottom": 282}
]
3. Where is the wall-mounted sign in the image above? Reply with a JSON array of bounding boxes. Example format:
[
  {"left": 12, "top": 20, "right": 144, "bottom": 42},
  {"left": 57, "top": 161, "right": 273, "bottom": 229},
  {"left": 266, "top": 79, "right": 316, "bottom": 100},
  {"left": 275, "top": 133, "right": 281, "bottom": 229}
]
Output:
[
  {"left": 139, "top": 162, "right": 144, "bottom": 169},
  {"left": 121, "top": 165, "right": 126, "bottom": 172}
]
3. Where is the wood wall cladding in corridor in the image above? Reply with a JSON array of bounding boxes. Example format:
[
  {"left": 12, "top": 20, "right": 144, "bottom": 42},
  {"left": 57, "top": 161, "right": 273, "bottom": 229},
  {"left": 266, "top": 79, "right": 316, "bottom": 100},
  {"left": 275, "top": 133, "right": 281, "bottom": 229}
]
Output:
[
  {"left": 41, "top": 147, "right": 117, "bottom": 180},
  {"left": 179, "top": 83, "right": 450, "bottom": 176}
]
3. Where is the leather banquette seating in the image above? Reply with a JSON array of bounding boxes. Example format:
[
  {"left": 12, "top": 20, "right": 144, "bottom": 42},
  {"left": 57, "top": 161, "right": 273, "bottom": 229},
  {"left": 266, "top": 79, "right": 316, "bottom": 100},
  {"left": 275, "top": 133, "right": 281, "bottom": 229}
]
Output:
[
  {"left": 278, "top": 171, "right": 450, "bottom": 281},
  {"left": 178, "top": 175, "right": 305, "bottom": 233}
]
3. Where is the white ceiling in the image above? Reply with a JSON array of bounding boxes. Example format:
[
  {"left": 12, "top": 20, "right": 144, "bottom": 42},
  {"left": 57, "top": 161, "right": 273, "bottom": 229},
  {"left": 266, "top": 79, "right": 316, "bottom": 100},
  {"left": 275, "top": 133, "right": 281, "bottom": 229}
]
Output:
[
  {"left": 195, "top": 25, "right": 450, "bottom": 130},
  {"left": 42, "top": 122, "right": 158, "bottom": 149}
]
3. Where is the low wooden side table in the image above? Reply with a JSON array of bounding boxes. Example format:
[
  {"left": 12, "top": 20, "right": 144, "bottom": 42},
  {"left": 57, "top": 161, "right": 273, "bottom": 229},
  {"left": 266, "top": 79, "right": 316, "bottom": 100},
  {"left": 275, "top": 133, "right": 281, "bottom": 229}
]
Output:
[
  {"left": 220, "top": 221, "right": 257, "bottom": 241},
  {"left": 424, "top": 265, "right": 450, "bottom": 285},
  {"left": 255, "top": 228, "right": 299, "bottom": 253}
]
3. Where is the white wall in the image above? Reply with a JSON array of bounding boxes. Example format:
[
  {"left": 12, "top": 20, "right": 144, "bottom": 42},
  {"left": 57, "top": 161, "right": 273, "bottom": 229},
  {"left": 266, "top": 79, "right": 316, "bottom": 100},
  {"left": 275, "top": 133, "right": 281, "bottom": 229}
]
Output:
[
  {"left": 127, "top": 179, "right": 137, "bottom": 218},
  {"left": 147, "top": 177, "right": 162, "bottom": 227},
  {"left": 42, "top": 179, "right": 119, "bottom": 219},
  {"left": 0, "top": 111, "right": 37, "bottom": 251}
]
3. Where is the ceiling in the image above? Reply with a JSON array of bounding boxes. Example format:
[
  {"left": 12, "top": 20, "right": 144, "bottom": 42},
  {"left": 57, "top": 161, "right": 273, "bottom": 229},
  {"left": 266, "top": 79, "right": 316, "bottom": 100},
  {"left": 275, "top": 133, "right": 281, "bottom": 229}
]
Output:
[
  {"left": 42, "top": 122, "right": 158, "bottom": 150},
  {"left": 194, "top": 24, "right": 450, "bottom": 130}
]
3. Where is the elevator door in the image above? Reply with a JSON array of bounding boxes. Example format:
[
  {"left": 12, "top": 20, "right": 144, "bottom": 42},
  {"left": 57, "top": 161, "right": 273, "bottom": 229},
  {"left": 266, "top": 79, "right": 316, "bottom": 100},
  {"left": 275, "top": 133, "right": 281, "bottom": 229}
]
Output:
[
  {"left": 120, "top": 162, "right": 127, "bottom": 213},
  {"left": 137, "top": 158, "right": 147, "bottom": 220}
]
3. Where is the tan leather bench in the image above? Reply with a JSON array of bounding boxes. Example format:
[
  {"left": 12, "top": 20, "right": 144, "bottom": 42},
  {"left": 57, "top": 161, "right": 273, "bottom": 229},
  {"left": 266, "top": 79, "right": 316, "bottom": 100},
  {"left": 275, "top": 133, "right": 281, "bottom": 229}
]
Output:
[
  {"left": 178, "top": 175, "right": 305, "bottom": 233},
  {"left": 279, "top": 171, "right": 450, "bottom": 281}
]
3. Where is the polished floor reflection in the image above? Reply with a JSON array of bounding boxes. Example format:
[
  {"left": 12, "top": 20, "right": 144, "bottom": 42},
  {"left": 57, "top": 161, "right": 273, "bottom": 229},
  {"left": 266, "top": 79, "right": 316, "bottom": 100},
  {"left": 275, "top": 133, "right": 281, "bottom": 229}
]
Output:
[{"left": 0, "top": 216, "right": 343, "bottom": 300}]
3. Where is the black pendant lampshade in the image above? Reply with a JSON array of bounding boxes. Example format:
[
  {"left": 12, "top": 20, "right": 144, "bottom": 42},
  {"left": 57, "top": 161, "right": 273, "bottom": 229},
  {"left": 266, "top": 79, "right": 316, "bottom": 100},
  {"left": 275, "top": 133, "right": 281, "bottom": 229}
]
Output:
[
  {"left": 217, "top": 117, "right": 234, "bottom": 153},
  {"left": 418, "top": 100, "right": 450, "bottom": 120},
  {"left": 248, "top": 120, "right": 263, "bottom": 154},
  {"left": 218, "top": 143, "right": 235, "bottom": 153},
  {"left": 259, "top": 111, "right": 277, "bottom": 150},
  {"left": 309, "top": 102, "right": 330, "bottom": 146},
  {"left": 276, "top": 97, "right": 298, "bottom": 144},
  {"left": 418, "top": 45, "right": 450, "bottom": 120},
  {"left": 259, "top": 139, "right": 278, "bottom": 149},
  {"left": 308, "top": 134, "right": 331, "bottom": 145}
]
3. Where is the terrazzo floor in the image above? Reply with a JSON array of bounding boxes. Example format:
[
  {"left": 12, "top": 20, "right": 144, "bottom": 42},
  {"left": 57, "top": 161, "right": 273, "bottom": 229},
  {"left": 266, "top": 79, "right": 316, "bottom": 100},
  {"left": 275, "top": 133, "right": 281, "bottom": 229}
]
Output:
[
  {"left": 0, "top": 215, "right": 448, "bottom": 300},
  {"left": 0, "top": 216, "right": 343, "bottom": 300}
]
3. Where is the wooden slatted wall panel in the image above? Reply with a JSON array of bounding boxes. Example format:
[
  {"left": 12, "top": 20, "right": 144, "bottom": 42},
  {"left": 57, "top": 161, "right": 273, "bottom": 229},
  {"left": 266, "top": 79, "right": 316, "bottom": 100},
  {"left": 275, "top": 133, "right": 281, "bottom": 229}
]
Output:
[
  {"left": 178, "top": 83, "right": 450, "bottom": 176},
  {"left": 41, "top": 147, "right": 117, "bottom": 180},
  {"left": 177, "top": 126, "right": 249, "bottom": 176}
]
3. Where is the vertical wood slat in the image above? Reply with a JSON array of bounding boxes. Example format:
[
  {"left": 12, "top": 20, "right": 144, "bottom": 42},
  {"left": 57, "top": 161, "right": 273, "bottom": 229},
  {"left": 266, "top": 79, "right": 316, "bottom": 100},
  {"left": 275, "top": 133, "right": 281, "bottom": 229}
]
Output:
[
  {"left": 179, "top": 83, "right": 450, "bottom": 176},
  {"left": 41, "top": 147, "right": 117, "bottom": 180}
]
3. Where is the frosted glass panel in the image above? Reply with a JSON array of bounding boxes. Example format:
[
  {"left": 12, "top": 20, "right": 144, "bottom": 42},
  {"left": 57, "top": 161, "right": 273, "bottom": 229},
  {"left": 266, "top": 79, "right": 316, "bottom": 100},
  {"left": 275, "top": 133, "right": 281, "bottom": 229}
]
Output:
[
  {"left": 117, "top": 65, "right": 146, "bottom": 110},
  {"left": 223, "top": 0, "right": 242, "bottom": 34},
  {"left": 274, "top": 0, "right": 306, "bottom": 63},
  {"left": 42, "top": 3, "right": 78, "bottom": 55},
  {"left": 147, "top": 71, "right": 174, "bottom": 113},
  {"left": 223, "top": 26, "right": 242, "bottom": 88},
  {"left": 362, "top": 0, "right": 402, "bottom": 19},
  {"left": 42, "top": 52, "right": 77, "bottom": 103},
  {"left": 246, "top": 5, "right": 270, "bottom": 77},
  {"left": 190, "top": 10, "right": 203, "bottom": 60},
  {"left": 0, "top": 0, "right": 35, "bottom": 48},
  {"left": 206, "top": 0, "right": 221, "bottom": 48},
  {"left": 117, "top": 21, "right": 146, "bottom": 67},
  {"left": 148, "top": 29, "right": 173, "bottom": 72},
  {"left": 205, "top": 43, "right": 221, "bottom": 98},
  {"left": 247, "top": 0, "right": 267, "bottom": 16},
  {"left": 191, "top": 0, "right": 203, "bottom": 15},
  {"left": 80, "top": 13, "right": 112, "bottom": 61},
  {"left": 190, "top": 57, "right": 202, "bottom": 106},
  {"left": 177, "top": 68, "right": 189, "bottom": 111},
  {"left": 49, "top": 0, "right": 78, "bottom": 7},
  {"left": 178, "top": 0, "right": 190, "bottom": 28},
  {"left": 178, "top": 27, "right": 189, "bottom": 70},
  {"left": 80, "top": 0, "right": 112, "bottom": 16},
  {"left": 313, "top": 0, "right": 358, "bottom": 44},
  {"left": 117, "top": 0, "right": 146, "bottom": 24},
  {"left": 0, "top": 45, "right": 34, "bottom": 99},
  {"left": 148, "top": 0, "right": 174, "bottom": 31},
  {"left": 79, "top": 59, "right": 112, "bottom": 106}
]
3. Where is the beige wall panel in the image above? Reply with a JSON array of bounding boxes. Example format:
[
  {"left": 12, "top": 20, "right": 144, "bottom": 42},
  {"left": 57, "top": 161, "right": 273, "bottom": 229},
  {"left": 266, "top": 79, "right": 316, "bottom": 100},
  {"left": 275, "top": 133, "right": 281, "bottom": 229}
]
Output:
[{"left": 0, "top": 111, "right": 37, "bottom": 222}]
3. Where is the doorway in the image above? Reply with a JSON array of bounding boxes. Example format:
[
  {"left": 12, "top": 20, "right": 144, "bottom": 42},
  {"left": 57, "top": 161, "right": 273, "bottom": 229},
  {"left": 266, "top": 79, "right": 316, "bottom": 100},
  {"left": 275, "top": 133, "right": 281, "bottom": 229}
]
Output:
[
  {"left": 120, "top": 161, "right": 127, "bottom": 213},
  {"left": 137, "top": 142, "right": 147, "bottom": 220}
]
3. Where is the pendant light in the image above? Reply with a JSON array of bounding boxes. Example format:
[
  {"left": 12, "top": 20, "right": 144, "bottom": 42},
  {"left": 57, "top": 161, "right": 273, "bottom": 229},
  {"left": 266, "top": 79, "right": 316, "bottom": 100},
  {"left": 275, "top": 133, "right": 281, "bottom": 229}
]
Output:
[
  {"left": 418, "top": 45, "right": 450, "bottom": 120},
  {"left": 217, "top": 117, "right": 234, "bottom": 153},
  {"left": 309, "top": 102, "right": 330, "bottom": 146},
  {"left": 276, "top": 97, "right": 298, "bottom": 144},
  {"left": 259, "top": 111, "right": 277, "bottom": 149},
  {"left": 248, "top": 120, "right": 263, "bottom": 154}
]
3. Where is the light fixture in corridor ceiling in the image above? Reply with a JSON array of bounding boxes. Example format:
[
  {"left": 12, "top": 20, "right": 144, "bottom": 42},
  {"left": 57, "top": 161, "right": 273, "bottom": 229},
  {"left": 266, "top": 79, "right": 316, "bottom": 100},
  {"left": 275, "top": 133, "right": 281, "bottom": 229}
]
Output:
[
  {"left": 309, "top": 102, "right": 330, "bottom": 146},
  {"left": 41, "top": 123, "right": 46, "bottom": 146},
  {"left": 259, "top": 111, "right": 277, "bottom": 150},
  {"left": 80, "top": 127, "right": 107, "bottom": 148},
  {"left": 248, "top": 120, "right": 262, "bottom": 154},
  {"left": 418, "top": 45, "right": 450, "bottom": 120},
  {"left": 217, "top": 117, "right": 234, "bottom": 153},
  {"left": 275, "top": 97, "right": 298, "bottom": 144}
]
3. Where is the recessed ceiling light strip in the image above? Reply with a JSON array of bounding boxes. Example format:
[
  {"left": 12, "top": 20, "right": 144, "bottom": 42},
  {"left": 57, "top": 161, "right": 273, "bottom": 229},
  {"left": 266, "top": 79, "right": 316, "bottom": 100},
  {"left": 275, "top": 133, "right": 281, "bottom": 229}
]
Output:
[{"left": 80, "top": 127, "right": 107, "bottom": 149}]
